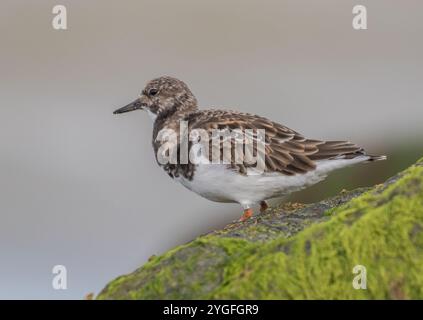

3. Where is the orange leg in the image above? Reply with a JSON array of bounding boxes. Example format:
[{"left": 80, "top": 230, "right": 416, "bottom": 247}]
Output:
[
  {"left": 260, "top": 200, "right": 268, "bottom": 213},
  {"left": 239, "top": 208, "right": 253, "bottom": 222}
]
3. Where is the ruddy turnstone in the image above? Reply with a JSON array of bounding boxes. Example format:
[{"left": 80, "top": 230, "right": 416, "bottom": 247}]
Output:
[{"left": 114, "top": 76, "right": 386, "bottom": 221}]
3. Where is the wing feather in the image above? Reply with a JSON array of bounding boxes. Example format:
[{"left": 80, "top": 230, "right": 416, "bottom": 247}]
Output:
[{"left": 185, "top": 110, "right": 368, "bottom": 175}]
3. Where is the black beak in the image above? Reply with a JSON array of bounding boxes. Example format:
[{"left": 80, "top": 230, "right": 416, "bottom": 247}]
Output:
[{"left": 113, "top": 99, "right": 143, "bottom": 114}]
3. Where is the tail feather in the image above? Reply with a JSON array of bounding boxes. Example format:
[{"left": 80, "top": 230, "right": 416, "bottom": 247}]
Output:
[
  {"left": 366, "top": 154, "right": 387, "bottom": 162},
  {"left": 310, "top": 140, "right": 387, "bottom": 163}
]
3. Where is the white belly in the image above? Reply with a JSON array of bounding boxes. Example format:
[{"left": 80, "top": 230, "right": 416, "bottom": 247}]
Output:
[{"left": 176, "top": 157, "right": 368, "bottom": 207}]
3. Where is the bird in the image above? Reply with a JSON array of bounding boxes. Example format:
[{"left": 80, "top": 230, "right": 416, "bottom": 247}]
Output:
[{"left": 113, "top": 76, "right": 386, "bottom": 221}]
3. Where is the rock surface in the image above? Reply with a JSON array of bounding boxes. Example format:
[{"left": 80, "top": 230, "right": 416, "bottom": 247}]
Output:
[{"left": 98, "top": 157, "right": 423, "bottom": 299}]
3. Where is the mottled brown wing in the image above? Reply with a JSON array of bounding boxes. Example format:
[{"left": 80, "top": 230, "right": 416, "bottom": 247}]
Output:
[{"left": 186, "top": 109, "right": 365, "bottom": 175}]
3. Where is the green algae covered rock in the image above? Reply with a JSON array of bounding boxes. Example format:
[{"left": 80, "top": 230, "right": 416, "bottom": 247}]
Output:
[{"left": 98, "top": 157, "right": 423, "bottom": 300}]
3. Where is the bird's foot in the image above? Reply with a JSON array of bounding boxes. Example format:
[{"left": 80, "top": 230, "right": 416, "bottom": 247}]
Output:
[
  {"left": 239, "top": 208, "right": 253, "bottom": 222},
  {"left": 260, "top": 200, "right": 268, "bottom": 213}
]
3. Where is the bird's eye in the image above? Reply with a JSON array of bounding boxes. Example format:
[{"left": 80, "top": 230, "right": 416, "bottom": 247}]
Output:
[{"left": 148, "top": 88, "right": 158, "bottom": 96}]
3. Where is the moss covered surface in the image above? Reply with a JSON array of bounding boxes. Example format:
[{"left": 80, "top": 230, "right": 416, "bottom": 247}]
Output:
[{"left": 98, "top": 158, "right": 423, "bottom": 299}]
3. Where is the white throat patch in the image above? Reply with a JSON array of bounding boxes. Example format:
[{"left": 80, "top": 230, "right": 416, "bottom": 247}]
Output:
[{"left": 146, "top": 109, "right": 157, "bottom": 121}]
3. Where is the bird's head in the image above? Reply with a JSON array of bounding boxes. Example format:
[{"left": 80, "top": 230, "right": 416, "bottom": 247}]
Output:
[{"left": 113, "top": 76, "right": 197, "bottom": 120}]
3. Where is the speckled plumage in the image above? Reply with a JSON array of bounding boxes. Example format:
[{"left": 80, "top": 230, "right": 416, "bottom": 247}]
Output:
[{"left": 114, "top": 76, "right": 386, "bottom": 217}]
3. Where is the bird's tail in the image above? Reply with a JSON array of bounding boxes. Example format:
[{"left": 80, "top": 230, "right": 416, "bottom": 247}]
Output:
[{"left": 366, "top": 154, "right": 387, "bottom": 162}]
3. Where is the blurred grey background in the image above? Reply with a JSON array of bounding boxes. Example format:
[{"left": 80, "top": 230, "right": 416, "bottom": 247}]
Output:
[{"left": 0, "top": 0, "right": 422, "bottom": 299}]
